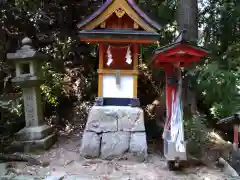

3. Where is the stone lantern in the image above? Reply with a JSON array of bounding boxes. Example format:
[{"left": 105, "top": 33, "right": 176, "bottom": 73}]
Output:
[{"left": 7, "top": 37, "right": 56, "bottom": 152}]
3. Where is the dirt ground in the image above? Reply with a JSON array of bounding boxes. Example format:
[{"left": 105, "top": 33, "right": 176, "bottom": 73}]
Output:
[{"left": 9, "top": 128, "right": 231, "bottom": 180}]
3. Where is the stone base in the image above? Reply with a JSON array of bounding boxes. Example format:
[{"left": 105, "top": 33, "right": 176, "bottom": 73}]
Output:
[
  {"left": 163, "top": 130, "right": 187, "bottom": 161},
  {"left": 7, "top": 125, "right": 57, "bottom": 153},
  {"left": 16, "top": 125, "right": 54, "bottom": 141},
  {"left": 80, "top": 106, "right": 147, "bottom": 161}
]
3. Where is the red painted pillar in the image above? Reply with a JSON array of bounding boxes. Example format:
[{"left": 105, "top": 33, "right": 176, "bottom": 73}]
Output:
[{"left": 233, "top": 124, "right": 239, "bottom": 150}]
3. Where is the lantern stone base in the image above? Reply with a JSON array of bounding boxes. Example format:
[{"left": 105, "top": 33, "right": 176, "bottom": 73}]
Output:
[
  {"left": 7, "top": 125, "right": 57, "bottom": 153},
  {"left": 80, "top": 106, "right": 148, "bottom": 161}
]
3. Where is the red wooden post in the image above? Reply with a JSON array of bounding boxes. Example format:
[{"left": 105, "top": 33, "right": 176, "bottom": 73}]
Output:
[
  {"left": 233, "top": 124, "right": 239, "bottom": 150},
  {"left": 164, "top": 65, "right": 175, "bottom": 131}
]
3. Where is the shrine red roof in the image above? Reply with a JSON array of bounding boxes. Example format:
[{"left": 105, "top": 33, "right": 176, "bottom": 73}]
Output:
[
  {"left": 151, "top": 30, "right": 209, "bottom": 68},
  {"left": 77, "top": 0, "right": 161, "bottom": 32}
]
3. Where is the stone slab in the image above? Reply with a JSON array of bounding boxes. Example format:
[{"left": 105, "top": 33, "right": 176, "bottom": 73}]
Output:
[
  {"left": 45, "top": 174, "right": 65, "bottom": 180},
  {"left": 45, "top": 177, "right": 63, "bottom": 180},
  {"left": 15, "top": 125, "right": 54, "bottom": 141},
  {"left": 80, "top": 132, "right": 101, "bottom": 158},
  {"left": 0, "top": 163, "right": 7, "bottom": 177},
  {"left": 101, "top": 132, "right": 130, "bottom": 160},
  {"left": 229, "top": 149, "right": 240, "bottom": 176},
  {"left": 117, "top": 107, "right": 145, "bottom": 132},
  {"left": 0, "top": 175, "right": 14, "bottom": 180},
  {"left": 63, "top": 175, "right": 99, "bottom": 180},
  {"left": 129, "top": 132, "right": 148, "bottom": 161},
  {"left": 219, "top": 157, "right": 239, "bottom": 177},
  {"left": 8, "top": 133, "right": 57, "bottom": 153},
  {"left": 85, "top": 106, "right": 118, "bottom": 133},
  {"left": 14, "top": 176, "right": 36, "bottom": 180},
  {"left": 0, "top": 175, "right": 39, "bottom": 180}
]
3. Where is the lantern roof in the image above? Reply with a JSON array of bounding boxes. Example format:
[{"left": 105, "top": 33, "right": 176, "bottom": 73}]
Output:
[
  {"left": 77, "top": 0, "right": 161, "bottom": 32},
  {"left": 7, "top": 37, "right": 48, "bottom": 61},
  {"left": 152, "top": 30, "right": 209, "bottom": 68}
]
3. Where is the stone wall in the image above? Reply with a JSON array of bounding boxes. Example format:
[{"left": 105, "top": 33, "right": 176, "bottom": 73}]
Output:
[{"left": 80, "top": 106, "right": 147, "bottom": 161}]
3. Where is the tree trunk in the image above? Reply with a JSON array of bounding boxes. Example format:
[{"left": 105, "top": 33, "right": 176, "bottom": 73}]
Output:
[
  {"left": 177, "top": 0, "right": 199, "bottom": 114},
  {"left": 177, "top": 0, "right": 198, "bottom": 43}
]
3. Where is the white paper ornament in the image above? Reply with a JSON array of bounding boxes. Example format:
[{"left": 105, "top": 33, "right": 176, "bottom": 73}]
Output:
[
  {"left": 125, "top": 46, "right": 132, "bottom": 65},
  {"left": 106, "top": 46, "right": 113, "bottom": 66}
]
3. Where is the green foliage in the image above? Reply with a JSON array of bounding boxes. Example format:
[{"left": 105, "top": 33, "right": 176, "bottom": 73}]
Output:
[
  {"left": 41, "top": 62, "right": 65, "bottom": 106},
  {"left": 184, "top": 114, "right": 209, "bottom": 157},
  {"left": 14, "top": 0, "right": 40, "bottom": 12},
  {"left": 187, "top": 58, "right": 240, "bottom": 118},
  {"left": 0, "top": 98, "right": 23, "bottom": 116},
  {"left": 137, "top": 0, "right": 177, "bottom": 26}
]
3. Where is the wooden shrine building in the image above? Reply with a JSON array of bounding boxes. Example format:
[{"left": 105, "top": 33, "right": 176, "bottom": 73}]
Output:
[
  {"left": 78, "top": 0, "right": 161, "bottom": 106},
  {"left": 78, "top": 0, "right": 161, "bottom": 160}
]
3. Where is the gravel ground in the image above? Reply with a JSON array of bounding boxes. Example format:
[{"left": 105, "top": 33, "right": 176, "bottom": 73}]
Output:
[{"left": 7, "top": 131, "right": 231, "bottom": 180}]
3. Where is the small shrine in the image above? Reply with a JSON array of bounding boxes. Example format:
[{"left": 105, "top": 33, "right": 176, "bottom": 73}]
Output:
[
  {"left": 152, "top": 30, "right": 208, "bottom": 170},
  {"left": 78, "top": 0, "right": 160, "bottom": 159},
  {"left": 217, "top": 112, "right": 240, "bottom": 173},
  {"left": 217, "top": 113, "right": 240, "bottom": 150},
  {"left": 7, "top": 37, "right": 56, "bottom": 152}
]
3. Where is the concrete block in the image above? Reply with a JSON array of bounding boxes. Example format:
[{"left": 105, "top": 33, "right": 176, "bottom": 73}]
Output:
[{"left": 0, "top": 163, "right": 7, "bottom": 177}]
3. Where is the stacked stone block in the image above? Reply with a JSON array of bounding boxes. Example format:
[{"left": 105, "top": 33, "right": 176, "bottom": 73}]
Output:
[{"left": 80, "top": 106, "right": 147, "bottom": 160}]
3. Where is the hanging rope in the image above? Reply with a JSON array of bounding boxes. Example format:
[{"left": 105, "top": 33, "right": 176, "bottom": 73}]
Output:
[
  {"left": 106, "top": 45, "right": 133, "bottom": 67},
  {"left": 109, "top": 44, "right": 132, "bottom": 49}
]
